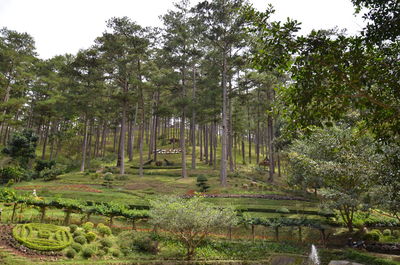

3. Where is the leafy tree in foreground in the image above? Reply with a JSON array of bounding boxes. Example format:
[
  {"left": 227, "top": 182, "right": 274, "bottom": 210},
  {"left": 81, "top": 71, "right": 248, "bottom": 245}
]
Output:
[
  {"left": 2, "top": 129, "right": 38, "bottom": 168},
  {"left": 149, "top": 196, "right": 237, "bottom": 260},
  {"left": 287, "top": 125, "right": 380, "bottom": 232}
]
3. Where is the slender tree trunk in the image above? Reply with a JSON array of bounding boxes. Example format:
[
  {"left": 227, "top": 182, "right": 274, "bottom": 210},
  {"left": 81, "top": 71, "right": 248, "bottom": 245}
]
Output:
[
  {"left": 191, "top": 68, "right": 196, "bottom": 169},
  {"left": 220, "top": 48, "right": 228, "bottom": 186},
  {"left": 41, "top": 121, "right": 50, "bottom": 160},
  {"left": 80, "top": 118, "right": 89, "bottom": 172},
  {"left": 119, "top": 100, "right": 127, "bottom": 174},
  {"left": 138, "top": 59, "right": 144, "bottom": 177}
]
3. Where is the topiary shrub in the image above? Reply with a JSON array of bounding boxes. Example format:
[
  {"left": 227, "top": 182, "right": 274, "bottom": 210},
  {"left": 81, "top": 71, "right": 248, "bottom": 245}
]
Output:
[
  {"left": 97, "top": 225, "right": 112, "bottom": 236},
  {"left": 364, "top": 231, "right": 381, "bottom": 241},
  {"left": 12, "top": 223, "right": 73, "bottom": 251},
  {"left": 100, "top": 237, "right": 113, "bottom": 248},
  {"left": 383, "top": 229, "right": 392, "bottom": 236},
  {"left": 111, "top": 248, "right": 121, "bottom": 257},
  {"left": 66, "top": 248, "right": 76, "bottom": 258},
  {"left": 82, "top": 222, "right": 94, "bottom": 232},
  {"left": 69, "top": 224, "right": 78, "bottom": 233},
  {"left": 73, "top": 230, "right": 84, "bottom": 238},
  {"left": 71, "top": 242, "right": 82, "bottom": 252},
  {"left": 393, "top": 230, "right": 400, "bottom": 238},
  {"left": 196, "top": 175, "right": 210, "bottom": 192},
  {"left": 85, "top": 232, "right": 96, "bottom": 243},
  {"left": 74, "top": 235, "right": 87, "bottom": 245},
  {"left": 81, "top": 246, "right": 95, "bottom": 259}
]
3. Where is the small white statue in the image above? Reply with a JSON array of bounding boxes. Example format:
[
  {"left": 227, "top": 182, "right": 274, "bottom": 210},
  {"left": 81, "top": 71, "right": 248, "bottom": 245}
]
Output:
[{"left": 32, "top": 189, "right": 37, "bottom": 197}]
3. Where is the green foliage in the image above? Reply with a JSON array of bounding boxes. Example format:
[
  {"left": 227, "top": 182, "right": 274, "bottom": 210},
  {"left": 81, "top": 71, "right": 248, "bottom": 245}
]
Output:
[
  {"left": 196, "top": 175, "right": 210, "bottom": 192},
  {"left": 70, "top": 242, "right": 82, "bottom": 252},
  {"left": 383, "top": 229, "right": 391, "bottom": 236},
  {"left": 82, "top": 222, "right": 94, "bottom": 232},
  {"left": 287, "top": 125, "right": 379, "bottom": 231},
  {"left": 12, "top": 223, "right": 73, "bottom": 251},
  {"left": 102, "top": 172, "right": 114, "bottom": 188},
  {"left": 111, "top": 248, "right": 121, "bottom": 257},
  {"left": 2, "top": 129, "right": 38, "bottom": 168},
  {"left": 73, "top": 230, "right": 84, "bottom": 238},
  {"left": 132, "top": 233, "right": 159, "bottom": 254},
  {"left": 34, "top": 160, "right": 56, "bottom": 173},
  {"left": 393, "top": 230, "right": 400, "bottom": 238},
  {"left": 150, "top": 196, "right": 238, "bottom": 259},
  {"left": 100, "top": 237, "right": 113, "bottom": 248},
  {"left": 85, "top": 232, "right": 96, "bottom": 243},
  {"left": 364, "top": 231, "right": 380, "bottom": 241},
  {"left": 66, "top": 248, "right": 76, "bottom": 258},
  {"left": 81, "top": 246, "right": 95, "bottom": 259},
  {"left": 40, "top": 164, "right": 66, "bottom": 181},
  {"left": 69, "top": 224, "right": 78, "bottom": 233},
  {"left": 0, "top": 166, "right": 24, "bottom": 184},
  {"left": 97, "top": 224, "right": 112, "bottom": 236},
  {"left": 74, "top": 235, "right": 87, "bottom": 245}
]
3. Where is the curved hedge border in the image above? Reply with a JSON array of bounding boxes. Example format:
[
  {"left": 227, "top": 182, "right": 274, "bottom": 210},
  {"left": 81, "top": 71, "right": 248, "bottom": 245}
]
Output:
[{"left": 12, "top": 223, "right": 73, "bottom": 251}]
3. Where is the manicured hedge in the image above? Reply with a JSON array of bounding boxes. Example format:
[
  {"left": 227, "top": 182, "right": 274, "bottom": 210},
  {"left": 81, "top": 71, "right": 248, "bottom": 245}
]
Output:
[{"left": 12, "top": 223, "right": 73, "bottom": 251}]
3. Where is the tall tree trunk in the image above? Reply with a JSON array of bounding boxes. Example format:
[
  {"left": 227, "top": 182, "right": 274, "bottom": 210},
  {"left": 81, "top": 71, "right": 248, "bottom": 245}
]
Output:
[
  {"left": 119, "top": 102, "right": 127, "bottom": 174},
  {"left": 41, "top": 121, "right": 50, "bottom": 160},
  {"left": 80, "top": 118, "right": 89, "bottom": 172},
  {"left": 220, "top": 50, "right": 228, "bottom": 186},
  {"left": 138, "top": 59, "right": 145, "bottom": 177},
  {"left": 191, "top": 68, "right": 196, "bottom": 169}
]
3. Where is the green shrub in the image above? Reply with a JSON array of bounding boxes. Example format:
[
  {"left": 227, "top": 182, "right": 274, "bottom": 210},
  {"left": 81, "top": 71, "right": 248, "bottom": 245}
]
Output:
[
  {"left": 69, "top": 224, "right": 78, "bottom": 233},
  {"left": 66, "top": 248, "right": 76, "bottom": 258},
  {"left": 393, "top": 230, "right": 400, "bottom": 238},
  {"left": 74, "top": 235, "right": 87, "bottom": 245},
  {"left": 97, "top": 225, "right": 112, "bottom": 236},
  {"left": 0, "top": 166, "right": 23, "bottom": 184},
  {"left": 82, "top": 222, "right": 94, "bottom": 232},
  {"left": 97, "top": 249, "right": 106, "bottom": 257},
  {"left": 364, "top": 231, "right": 380, "bottom": 241},
  {"left": 71, "top": 242, "right": 82, "bottom": 252},
  {"left": 81, "top": 246, "right": 95, "bottom": 259},
  {"left": 85, "top": 232, "right": 96, "bottom": 243},
  {"left": 73, "top": 230, "right": 83, "bottom": 237},
  {"left": 132, "top": 233, "right": 159, "bottom": 254},
  {"left": 383, "top": 229, "right": 391, "bottom": 236},
  {"left": 100, "top": 237, "right": 113, "bottom": 248},
  {"left": 35, "top": 160, "right": 56, "bottom": 173},
  {"left": 111, "top": 248, "right": 121, "bottom": 257},
  {"left": 196, "top": 175, "right": 210, "bottom": 192}
]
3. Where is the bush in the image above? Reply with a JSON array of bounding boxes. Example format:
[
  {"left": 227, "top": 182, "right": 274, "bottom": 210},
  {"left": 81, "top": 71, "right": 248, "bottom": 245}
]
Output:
[
  {"left": 393, "top": 230, "right": 400, "bottom": 238},
  {"left": 97, "top": 249, "right": 106, "bottom": 257},
  {"left": 73, "top": 230, "right": 84, "bottom": 237},
  {"left": 82, "top": 222, "right": 94, "bottom": 232},
  {"left": 100, "top": 238, "right": 113, "bottom": 248},
  {"left": 40, "top": 164, "right": 66, "bottom": 181},
  {"left": 66, "top": 248, "right": 76, "bottom": 258},
  {"left": 34, "top": 160, "right": 56, "bottom": 173},
  {"left": 97, "top": 224, "right": 112, "bottom": 236},
  {"left": 0, "top": 166, "right": 23, "bottom": 184},
  {"left": 71, "top": 242, "right": 82, "bottom": 252},
  {"left": 85, "top": 232, "right": 96, "bottom": 243},
  {"left": 132, "top": 233, "right": 159, "bottom": 254},
  {"left": 111, "top": 248, "right": 121, "bottom": 257},
  {"left": 196, "top": 175, "right": 210, "bottom": 192},
  {"left": 383, "top": 229, "right": 391, "bottom": 236},
  {"left": 364, "top": 231, "right": 381, "bottom": 241},
  {"left": 74, "top": 235, "right": 87, "bottom": 245},
  {"left": 81, "top": 246, "right": 95, "bottom": 259},
  {"left": 69, "top": 224, "right": 78, "bottom": 233}
]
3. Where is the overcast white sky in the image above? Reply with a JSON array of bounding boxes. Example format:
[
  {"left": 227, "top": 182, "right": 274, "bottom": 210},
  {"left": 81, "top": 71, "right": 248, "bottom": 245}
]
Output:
[{"left": 0, "top": 0, "right": 365, "bottom": 59}]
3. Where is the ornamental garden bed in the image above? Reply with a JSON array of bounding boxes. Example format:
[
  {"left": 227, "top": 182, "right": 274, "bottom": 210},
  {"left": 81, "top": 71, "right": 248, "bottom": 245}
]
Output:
[{"left": 15, "top": 184, "right": 102, "bottom": 193}]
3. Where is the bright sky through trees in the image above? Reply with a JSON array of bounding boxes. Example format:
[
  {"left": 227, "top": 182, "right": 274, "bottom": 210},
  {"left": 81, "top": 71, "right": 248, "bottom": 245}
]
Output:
[{"left": 0, "top": 0, "right": 365, "bottom": 59}]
